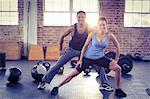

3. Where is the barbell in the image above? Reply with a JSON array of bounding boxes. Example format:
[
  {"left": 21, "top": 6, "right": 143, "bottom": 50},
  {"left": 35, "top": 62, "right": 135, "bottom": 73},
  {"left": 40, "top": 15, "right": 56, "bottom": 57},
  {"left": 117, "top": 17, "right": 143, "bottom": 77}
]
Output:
[
  {"left": 70, "top": 52, "right": 133, "bottom": 74},
  {"left": 105, "top": 51, "right": 133, "bottom": 74}
]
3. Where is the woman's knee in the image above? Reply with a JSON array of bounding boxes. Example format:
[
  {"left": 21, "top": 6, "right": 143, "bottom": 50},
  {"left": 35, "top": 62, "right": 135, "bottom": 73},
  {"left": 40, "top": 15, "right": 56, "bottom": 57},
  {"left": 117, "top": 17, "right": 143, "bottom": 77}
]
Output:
[
  {"left": 109, "top": 60, "right": 121, "bottom": 72},
  {"left": 70, "top": 70, "right": 80, "bottom": 78}
]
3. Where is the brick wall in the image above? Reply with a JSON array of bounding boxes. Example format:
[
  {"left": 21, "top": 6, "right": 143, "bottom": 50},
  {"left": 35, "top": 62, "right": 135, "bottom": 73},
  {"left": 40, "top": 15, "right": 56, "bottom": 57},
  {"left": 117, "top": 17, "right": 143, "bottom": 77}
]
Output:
[
  {"left": 0, "top": 0, "right": 149, "bottom": 57},
  {"left": 37, "top": 0, "right": 150, "bottom": 56},
  {"left": 37, "top": 0, "right": 71, "bottom": 47},
  {"left": 0, "top": 0, "right": 23, "bottom": 42},
  {"left": 100, "top": 0, "right": 150, "bottom": 56}
]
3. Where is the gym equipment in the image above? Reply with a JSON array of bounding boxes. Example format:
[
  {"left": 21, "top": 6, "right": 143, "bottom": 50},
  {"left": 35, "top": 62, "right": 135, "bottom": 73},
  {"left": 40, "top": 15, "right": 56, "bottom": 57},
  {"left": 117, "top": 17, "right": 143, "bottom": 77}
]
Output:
[
  {"left": 133, "top": 53, "right": 141, "bottom": 61},
  {"left": 57, "top": 66, "right": 64, "bottom": 75},
  {"left": 70, "top": 60, "right": 77, "bottom": 68},
  {"left": 31, "top": 64, "right": 47, "bottom": 81},
  {"left": 118, "top": 57, "right": 133, "bottom": 74},
  {"left": 70, "top": 60, "right": 92, "bottom": 76},
  {"left": 126, "top": 54, "right": 133, "bottom": 61},
  {"left": 37, "top": 60, "right": 51, "bottom": 70},
  {"left": 83, "top": 66, "right": 92, "bottom": 76},
  {"left": 105, "top": 52, "right": 133, "bottom": 74},
  {"left": 0, "top": 52, "right": 6, "bottom": 70},
  {"left": 105, "top": 51, "right": 116, "bottom": 59},
  {"left": 5, "top": 66, "right": 22, "bottom": 83},
  {"left": 105, "top": 51, "right": 124, "bottom": 59}
]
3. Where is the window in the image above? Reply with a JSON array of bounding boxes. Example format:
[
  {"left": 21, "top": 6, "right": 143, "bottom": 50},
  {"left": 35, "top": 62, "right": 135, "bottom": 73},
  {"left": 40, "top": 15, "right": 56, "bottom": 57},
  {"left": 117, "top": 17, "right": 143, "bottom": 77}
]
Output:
[
  {"left": 0, "top": 0, "right": 18, "bottom": 25},
  {"left": 124, "top": 0, "right": 150, "bottom": 27},
  {"left": 44, "top": 0, "right": 99, "bottom": 26}
]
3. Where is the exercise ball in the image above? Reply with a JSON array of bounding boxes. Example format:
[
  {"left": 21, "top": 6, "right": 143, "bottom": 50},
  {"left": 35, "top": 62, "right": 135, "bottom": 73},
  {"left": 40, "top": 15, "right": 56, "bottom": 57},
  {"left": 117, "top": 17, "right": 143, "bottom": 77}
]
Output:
[
  {"left": 37, "top": 60, "right": 51, "bottom": 70},
  {"left": 31, "top": 64, "right": 47, "bottom": 81},
  {"left": 5, "top": 66, "right": 22, "bottom": 83}
]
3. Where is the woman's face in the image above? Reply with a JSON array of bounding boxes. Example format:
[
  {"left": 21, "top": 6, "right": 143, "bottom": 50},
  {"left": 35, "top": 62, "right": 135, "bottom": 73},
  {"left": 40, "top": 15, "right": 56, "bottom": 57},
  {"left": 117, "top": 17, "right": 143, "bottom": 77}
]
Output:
[
  {"left": 98, "top": 20, "right": 107, "bottom": 33},
  {"left": 76, "top": 12, "right": 86, "bottom": 25}
]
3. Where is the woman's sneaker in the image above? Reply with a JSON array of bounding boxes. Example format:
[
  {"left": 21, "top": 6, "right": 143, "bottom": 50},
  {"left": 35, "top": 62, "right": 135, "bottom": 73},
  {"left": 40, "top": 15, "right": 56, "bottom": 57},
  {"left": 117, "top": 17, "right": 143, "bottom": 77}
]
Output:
[
  {"left": 37, "top": 81, "right": 48, "bottom": 90},
  {"left": 115, "top": 89, "right": 127, "bottom": 97},
  {"left": 51, "top": 87, "right": 59, "bottom": 95},
  {"left": 99, "top": 83, "right": 113, "bottom": 91}
]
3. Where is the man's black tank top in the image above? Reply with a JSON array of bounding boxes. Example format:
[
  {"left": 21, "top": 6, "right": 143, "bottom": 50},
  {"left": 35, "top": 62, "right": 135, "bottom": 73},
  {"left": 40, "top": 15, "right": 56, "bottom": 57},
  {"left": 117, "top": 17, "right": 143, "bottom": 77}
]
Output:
[{"left": 69, "top": 23, "right": 88, "bottom": 51}]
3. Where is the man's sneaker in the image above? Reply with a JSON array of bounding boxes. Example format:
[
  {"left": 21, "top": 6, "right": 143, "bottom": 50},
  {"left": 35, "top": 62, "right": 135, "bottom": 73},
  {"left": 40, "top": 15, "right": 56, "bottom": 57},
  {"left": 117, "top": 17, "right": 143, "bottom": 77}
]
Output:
[
  {"left": 115, "top": 89, "right": 127, "bottom": 97},
  {"left": 99, "top": 83, "right": 113, "bottom": 91},
  {"left": 51, "top": 87, "right": 59, "bottom": 95},
  {"left": 37, "top": 81, "right": 47, "bottom": 90}
]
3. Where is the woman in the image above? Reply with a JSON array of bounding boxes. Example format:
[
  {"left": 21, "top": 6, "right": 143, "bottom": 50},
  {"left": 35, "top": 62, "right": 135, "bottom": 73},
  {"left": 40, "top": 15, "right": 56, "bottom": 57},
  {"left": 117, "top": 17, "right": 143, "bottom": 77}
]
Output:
[
  {"left": 50, "top": 16, "right": 127, "bottom": 97},
  {"left": 38, "top": 11, "right": 112, "bottom": 92}
]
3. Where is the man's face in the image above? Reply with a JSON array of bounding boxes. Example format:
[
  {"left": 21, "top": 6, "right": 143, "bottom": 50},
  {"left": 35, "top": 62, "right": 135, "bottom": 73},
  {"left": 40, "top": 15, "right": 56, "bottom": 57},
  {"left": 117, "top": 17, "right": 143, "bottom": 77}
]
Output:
[{"left": 76, "top": 12, "right": 86, "bottom": 24}]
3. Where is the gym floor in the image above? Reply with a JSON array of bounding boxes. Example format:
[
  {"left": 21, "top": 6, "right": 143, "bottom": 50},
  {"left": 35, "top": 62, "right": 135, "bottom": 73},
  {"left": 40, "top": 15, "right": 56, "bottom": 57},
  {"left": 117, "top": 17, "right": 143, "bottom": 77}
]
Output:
[{"left": 0, "top": 60, "right": 150, "bottom": 99}]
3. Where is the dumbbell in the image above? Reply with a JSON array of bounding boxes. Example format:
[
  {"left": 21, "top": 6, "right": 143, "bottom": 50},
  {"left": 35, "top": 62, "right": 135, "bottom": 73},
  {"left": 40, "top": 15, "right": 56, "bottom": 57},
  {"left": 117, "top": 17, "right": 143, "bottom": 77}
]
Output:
[
  {"left": 70, "top": 60, "right": 92, "bottom": 76},
  {"left": 83, "top": 66, "right": 92, "bottom": 76},
  {"left": 133, "top": 53, "right": 141, "bottom": 61},
  {"left": 105, "top": 52, "right": 133, "bottom": 74}
]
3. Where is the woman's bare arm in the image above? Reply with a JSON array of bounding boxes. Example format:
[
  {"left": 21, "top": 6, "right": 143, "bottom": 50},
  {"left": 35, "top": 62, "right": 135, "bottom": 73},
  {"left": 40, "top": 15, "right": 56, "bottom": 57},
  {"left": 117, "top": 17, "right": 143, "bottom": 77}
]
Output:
[{"left": 109, "top": 33, "right": 120, "bottom": 62}]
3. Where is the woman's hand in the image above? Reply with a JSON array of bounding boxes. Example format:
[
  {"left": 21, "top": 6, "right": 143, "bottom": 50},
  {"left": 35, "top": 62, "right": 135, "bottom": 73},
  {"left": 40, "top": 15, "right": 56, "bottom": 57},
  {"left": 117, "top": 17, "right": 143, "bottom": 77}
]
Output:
[
  {"left": 77, "top": 59, "right": 83, "bottom": 68},
  {"left": 114, "top": 60, "right": 118, "bottom": 64}
]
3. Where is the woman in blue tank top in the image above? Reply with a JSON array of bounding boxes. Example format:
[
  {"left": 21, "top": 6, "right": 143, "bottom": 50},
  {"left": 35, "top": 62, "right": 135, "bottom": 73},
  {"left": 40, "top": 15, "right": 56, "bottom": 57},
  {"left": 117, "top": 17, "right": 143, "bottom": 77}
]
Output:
[{"left": 51, "top": 16, "right": 127, "bottom": 97}]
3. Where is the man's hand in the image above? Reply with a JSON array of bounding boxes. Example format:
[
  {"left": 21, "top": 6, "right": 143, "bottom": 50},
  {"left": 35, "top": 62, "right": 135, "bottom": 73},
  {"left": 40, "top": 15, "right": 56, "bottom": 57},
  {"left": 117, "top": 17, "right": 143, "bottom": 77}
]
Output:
[{"left": 59, "top": 50, "right": 67, "bottom": 56}]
